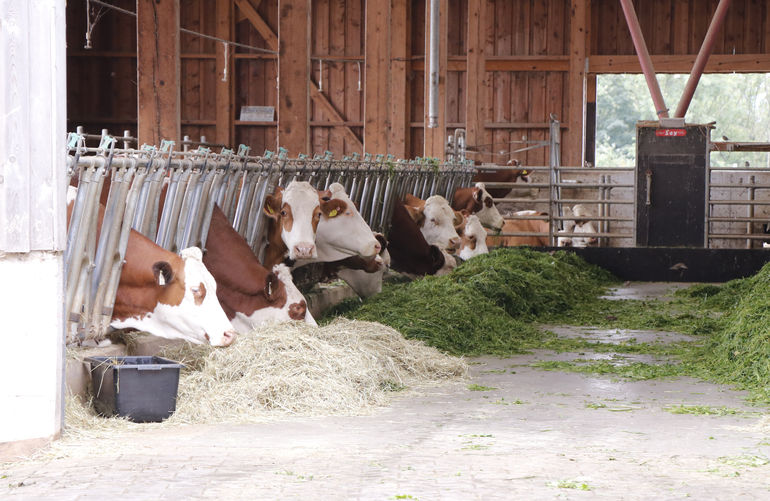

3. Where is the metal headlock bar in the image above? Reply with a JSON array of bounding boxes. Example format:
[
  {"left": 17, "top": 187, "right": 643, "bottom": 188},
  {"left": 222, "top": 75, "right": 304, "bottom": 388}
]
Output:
[{"left": 64, "top": 135, "right": 474, "bottom": 344}]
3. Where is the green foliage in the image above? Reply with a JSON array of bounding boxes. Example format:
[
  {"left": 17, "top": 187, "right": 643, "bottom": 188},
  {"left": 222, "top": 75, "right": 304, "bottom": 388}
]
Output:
[
  {"left": 596, "top": 74, "right": 770, "bottom": 167},
  {"left": 324, "top": 248, "right": 616, "bottom": 356}
]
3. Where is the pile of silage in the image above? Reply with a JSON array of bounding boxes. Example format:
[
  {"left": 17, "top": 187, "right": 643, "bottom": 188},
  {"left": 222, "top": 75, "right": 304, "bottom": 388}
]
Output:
[
  {"left": 327, "top": 248, "right": 616, "bottom": 356},
  {"left": 66, "top": 319, "right": 467, "bottom": 431},
  {"left": 682, "top": 262, "right": 770, "bottom": 401}
]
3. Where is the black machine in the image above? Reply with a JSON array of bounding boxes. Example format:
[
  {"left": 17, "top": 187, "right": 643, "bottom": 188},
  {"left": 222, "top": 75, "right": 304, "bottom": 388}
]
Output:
[{"left": 635, "top": 121, "right": 712, "bottom": 248}]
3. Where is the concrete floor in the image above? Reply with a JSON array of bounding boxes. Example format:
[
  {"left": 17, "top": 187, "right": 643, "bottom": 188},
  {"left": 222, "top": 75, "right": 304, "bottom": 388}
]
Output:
[{"left": 2, "top": 284, "right": 769, "bottom": 500}]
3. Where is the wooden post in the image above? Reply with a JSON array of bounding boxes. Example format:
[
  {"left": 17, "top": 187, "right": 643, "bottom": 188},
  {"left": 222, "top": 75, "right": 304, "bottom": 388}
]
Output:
[
  {"left": 466, "top": 0, "right": 486, "bottom": 165},
  {"left": 364, "top": 0, "right": 390, "bottom": 154},
  {"left": 423, "top": 0, "right": 448, "bottom": 160},
  {"left": 566, "top": 0, "right": 588, "bottom": 167},
  {"left": 137, "top": 0, "right": 181, "bottom": 146},
  {"left": 216, "top": 0, "right": 235, "bottom": 147},
  {"left": 278, "top": 0, "right": 311, "bottom": 155},
  {"left": 0, "top": 0, "right": 66, "bottom": 461},
  {"left": 389, "top": 0, "right": 409, "bottom": 158}
]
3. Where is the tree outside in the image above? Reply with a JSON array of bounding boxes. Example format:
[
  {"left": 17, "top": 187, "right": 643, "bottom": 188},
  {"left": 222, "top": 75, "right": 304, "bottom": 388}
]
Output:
[{"left": 596, "top": 74, "right": 770, "bottom": 168}]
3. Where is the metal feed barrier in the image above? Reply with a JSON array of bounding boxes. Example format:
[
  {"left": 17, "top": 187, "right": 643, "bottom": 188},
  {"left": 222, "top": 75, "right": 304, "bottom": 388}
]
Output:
[{"left": 64, "top": 131, "right": 474, "bottom": 344}]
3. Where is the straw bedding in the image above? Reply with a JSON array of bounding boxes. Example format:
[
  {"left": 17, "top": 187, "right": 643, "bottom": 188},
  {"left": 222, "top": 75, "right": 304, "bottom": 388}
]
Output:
[{"left": 66, "top": 319, "right": 467, "bottom": 432}]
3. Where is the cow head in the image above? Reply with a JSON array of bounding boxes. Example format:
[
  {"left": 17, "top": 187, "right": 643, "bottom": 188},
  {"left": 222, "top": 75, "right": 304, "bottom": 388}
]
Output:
[
  {"left": 112, "top": 246, "right": 237, "bottom": 347},
  {"left": 459, "top": 214, "right": 489, "bottom": 260},
  {"left": 471, "top": 182, "right": 504, "bottom": 231},
  {"left": 404, "top": 194, "right": 462, "bottom": 254},
  {"left": 264, "top": 181, "right": 323, "bottom": 260},
  {"left": 557, "top": 204, "right": 599, "bottom": 248},
  {"left": 315, "top": 183, "right": 381, "bottom": 261}
]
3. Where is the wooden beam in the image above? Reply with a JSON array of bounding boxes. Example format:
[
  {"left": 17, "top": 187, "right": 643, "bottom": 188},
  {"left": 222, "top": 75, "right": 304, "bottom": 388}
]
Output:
[
  {"left": 465, "top": 0, "right": 485, "bottom": 163},
  {"left": 216, "top": 0, "right": 235, "bottom": 147},
  {"left": 388, "top": 0, "right": 409, "bottom": 158},
  {"left": 412, "top": 56, "right": 570, "bottom": 72},
  {"left": 310, "top": 83, "right": 363, "bottom": 151},
  {"left": 423, "top": 0, "right": 448, "bottom": 160},
  {"left": 589, "top": 54, "right": 770, "bottom": 73},
  {"left": 566, "top": 0, "right": 588, "bottom": 167},
  {"left": 364, "top": 0, "right": 390, "bottom": 154},
  {"left": 137, "top": 0, "right": 181, "bottom": 145},
  {"left": 278, "top": 0, "right": 310, "bottom": 155},
  {"left": 233, "top": 0, "right": 278, "bottom": 51}
]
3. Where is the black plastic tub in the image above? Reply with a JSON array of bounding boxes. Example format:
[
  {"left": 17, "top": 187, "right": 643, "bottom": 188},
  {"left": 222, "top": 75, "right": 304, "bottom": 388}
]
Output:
[{"left": 85, "top": 356, "right": 184, "bottom": 423}]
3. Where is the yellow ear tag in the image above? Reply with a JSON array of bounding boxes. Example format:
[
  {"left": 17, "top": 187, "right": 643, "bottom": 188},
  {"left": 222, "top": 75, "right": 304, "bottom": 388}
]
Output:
[
  {"left": 267, "top": 206, "right": 274, "bottom": 214},
  {"left": 328, "top": 209, "right": 338, "bottom": 218},
  {"left": 522, "top": 170, "right": 528, "bottom": 175}
]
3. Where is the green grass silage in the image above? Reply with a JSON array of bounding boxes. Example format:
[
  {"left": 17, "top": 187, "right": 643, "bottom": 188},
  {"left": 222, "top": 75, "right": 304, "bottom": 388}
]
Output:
[{"left": 325, "top": 248, "right": 616, "bottom": 356}]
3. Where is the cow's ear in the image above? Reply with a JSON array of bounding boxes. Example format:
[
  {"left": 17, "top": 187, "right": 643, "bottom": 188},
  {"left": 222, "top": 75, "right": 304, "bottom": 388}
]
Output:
[
  {"left": 404, "top": 193, "right": 425, "bottom": 208},
  {"left": 473, "top": 187, "right": 483, "bottom": 203},
  {"left": 453, "top": 210, "right": 465, "bottom": 228},
  {"left": 318, "top": 189, "right": 333, "bottom": 202},
  {"left": 263, "top": 194, "right": 281, "bottom": 219},
  {"left": 264, "top": 272, "right": 280, "bottom": 301},
  {"left": 152, "top": 261, "right": 174, "bottom": 287},
  {"left": 321, "top": 199, "right": 347, "bottom": 218},
  {"left": 404, "top": 204, "right": 425, "bottom": 226}
]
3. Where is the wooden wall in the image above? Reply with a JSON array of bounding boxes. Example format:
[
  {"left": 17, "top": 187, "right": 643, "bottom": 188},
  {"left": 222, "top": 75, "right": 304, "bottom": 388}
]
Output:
[{"left": 66, "top": 0, "right": 770, "bottom": 163}]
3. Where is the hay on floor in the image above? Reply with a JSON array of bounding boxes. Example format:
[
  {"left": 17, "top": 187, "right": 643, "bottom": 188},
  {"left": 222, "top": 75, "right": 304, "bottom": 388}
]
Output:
[{"left": 65, "top": 318, "right": 467, "bottom": 432}]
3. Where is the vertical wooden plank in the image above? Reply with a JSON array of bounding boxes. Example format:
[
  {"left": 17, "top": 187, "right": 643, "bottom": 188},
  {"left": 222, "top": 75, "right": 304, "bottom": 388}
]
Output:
[
  {"left": 466, "top": 0, "right": 486, "bottom": 161},
  {"left": 725, "top": 0, "right": 746, "bottom": 54},
  {"left": 137, "top": 0, "right": 181, "bottom": 145},
  {"left": 745, "top": 0, "right": 762, "bottom": 54},
  {"left": 278, "top": 0, "right": 310, "bottom": 155},
  {"left": 585, "top": 73, "right": 597, "bottom": 165},
  {"left": 328, "top": 0, "right": 346, "bottom": 155},
  {"left": 389, "top": 0, "right": 409, "bottom": 158},
  {"left": 424, "top": 0, "right": 448, "bottom": 159},
  {"left": 364, "top": 0, "right": 389, "bottom": 154},
  {"left": 346, "top": 0, "right": 364, "bottom": 155},
  {"left": 566, "top": 0, "right": 588, "bottom": 167},
  {"left": 216, "top": 0, "right": 235, "bottom": 146},
  {"left": 673, "top": 0, "right": 689, "bottom": 54}
]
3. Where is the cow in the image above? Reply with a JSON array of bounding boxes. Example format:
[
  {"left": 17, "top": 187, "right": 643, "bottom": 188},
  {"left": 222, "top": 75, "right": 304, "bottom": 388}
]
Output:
[
  {"left": 262, "top": 181, "right": 380, "bottom": 268},
  {"left": 66, "top": 187, "right": 237, "bottom": 347},
  {"left": 326, "top": 234, "right": 391, "bottom": 298},
  {"left": 403, "top": 193, "right": 463, "bottom": 254},
  {"left": 472, "top": 159, "right": 530, "bottom": 199},
  {"left": 557, "top": 205, "right": 600, "bottom": 248},
  {"left": 203, "top": 205, "right": 316, "bottom": 332},
  {"left": 487, "top": 211, "right": 550, "bottom": 247},
  {"left": 458, "top": 214, "right": 489, "bottom": 260},
  {"left": 387, "top": 200, "right": 447, "bottom": 276},
  {"left": 452, "top": 182, "right": 504, "bottom": 231}
]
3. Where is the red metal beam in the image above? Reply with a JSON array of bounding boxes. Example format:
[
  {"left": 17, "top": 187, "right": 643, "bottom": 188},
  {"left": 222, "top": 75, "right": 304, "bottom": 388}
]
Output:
[
  {"left": 618, "top": 0, "right": 669, "bottom": 118},
  {"left": 673, "top": 0, "right": 732, "bottom": 118}
]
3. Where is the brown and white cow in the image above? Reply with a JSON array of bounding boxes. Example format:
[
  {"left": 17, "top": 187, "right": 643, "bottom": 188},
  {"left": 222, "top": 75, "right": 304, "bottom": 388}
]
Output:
[
  {"left": 203, "top": 205, "right": 316, "bottom": 332},
  {"left": 487, "top": 211, "right": 550, "bottom": 247},
  {"left": 452, "top": 182, "right": 504, "bottom": 231},
  {"left": 557, "top": 204, "right": 599, "bottom": 248},
  {"left": 458, "top": 214, "right": 489, "bottom": 260},
  {"left": 67, "top": 188, "right": 237, "bottom": 347},
  {"left": 325, "top": 234, "right": 391, "bottom": 298},
  {"left": 262, "top": 181, "right": 380, "bottom": 268},
  {"left": 472, "top": 159, "right": 530, "bottom": 199},
  {"left": 403, "top": 193, "right": 463, "bottom": 255},
  {"left": 387, "top": 200, "right": 447, "bottom": 276}
]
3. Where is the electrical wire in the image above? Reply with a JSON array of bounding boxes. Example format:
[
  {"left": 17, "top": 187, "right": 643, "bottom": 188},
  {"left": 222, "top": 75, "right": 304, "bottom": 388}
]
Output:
[{"left": 88, "top": 0, "right": 278, "bottom": 55}]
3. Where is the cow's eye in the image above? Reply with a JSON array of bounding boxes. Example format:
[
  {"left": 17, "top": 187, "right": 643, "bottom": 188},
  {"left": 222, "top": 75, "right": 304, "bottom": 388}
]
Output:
[
  {"left": 470, "top": 236, "right": 476, "bottom": 241},
  {"left": 280, "top": 210, "right": 287, "bottom": 216},
  {"left": 431, "top": 218, "right": 438, "bottom": 225}
]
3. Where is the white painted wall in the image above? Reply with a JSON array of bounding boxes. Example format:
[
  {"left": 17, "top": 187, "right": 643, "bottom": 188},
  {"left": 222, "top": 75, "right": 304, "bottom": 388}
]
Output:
[{"left": 0, "top": 0, "right": 67, "bottom": 452}]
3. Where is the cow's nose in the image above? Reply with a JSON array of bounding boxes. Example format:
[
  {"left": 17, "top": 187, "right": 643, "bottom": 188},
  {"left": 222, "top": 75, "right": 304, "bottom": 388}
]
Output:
[
  {"left": 211, "top": 330, "right": 237, "bottom": 347},
  {"left": 449, "top": 237, "right": 461, "bottom": 250},
  {"left": 288, "top": 300, "right": 307, "bottom": 321},
  {"left": 373, "top": 240, "right": 382, "bottom": 254},
  {"left": 293, "top": 243, "right": 316, "bottom": 259}
]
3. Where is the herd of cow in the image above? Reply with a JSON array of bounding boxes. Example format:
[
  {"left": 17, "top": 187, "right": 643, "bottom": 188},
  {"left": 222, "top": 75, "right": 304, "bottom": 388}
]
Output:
[{"left": 68, "top": 173, "right": 598, "bottom": 350}]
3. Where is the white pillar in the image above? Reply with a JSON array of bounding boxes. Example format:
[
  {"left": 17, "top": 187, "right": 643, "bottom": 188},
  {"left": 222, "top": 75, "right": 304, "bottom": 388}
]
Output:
[{"left": 0, "top": 0, "right": 67, "bottom": 460}]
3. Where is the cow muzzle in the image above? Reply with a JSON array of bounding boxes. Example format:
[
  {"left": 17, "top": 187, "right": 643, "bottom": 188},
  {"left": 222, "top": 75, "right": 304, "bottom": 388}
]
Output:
[
  {"left": 288, "top": 300, "right": 307, "bottom": 321},
  {"left": 292, "top": 243, "right": 316, "bottom": 259},
  {"left": 447, "top": 237, "right": 461, "bottom": 254},
  {"left": 207, "top": 329, "right": 237, "bottom": 347}
]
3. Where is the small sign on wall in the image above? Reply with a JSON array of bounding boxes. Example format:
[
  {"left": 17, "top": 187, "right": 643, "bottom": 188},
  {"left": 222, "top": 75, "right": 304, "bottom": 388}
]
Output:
[{"left": 239, "top": 106, "right": 275, "bottom": 122}]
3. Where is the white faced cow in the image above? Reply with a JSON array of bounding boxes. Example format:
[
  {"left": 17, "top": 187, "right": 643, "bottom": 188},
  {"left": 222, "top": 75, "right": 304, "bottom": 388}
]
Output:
[
  {"left": 314, "top": 182, "right": 381, "bottom": 262},
  {"left": 557, "top": 204, "right": 599, "bottom": 248},
  {"left": 452, "top": 182, "right": 504, "bottom": 231},
  {"left": 458, "top": 214, "right": 489, "bottom": 260},
  {"left": 403, "top": 194, "right": 462, "bottom": 255}
]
